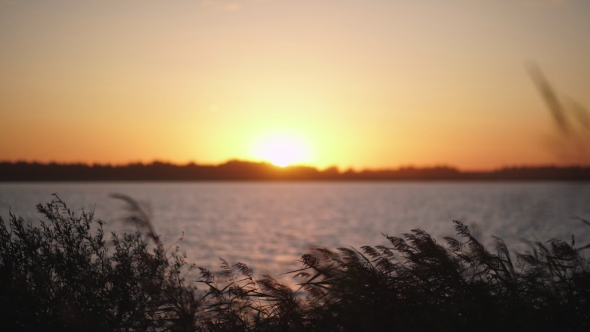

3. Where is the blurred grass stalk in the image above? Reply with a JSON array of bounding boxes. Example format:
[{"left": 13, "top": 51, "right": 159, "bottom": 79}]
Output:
[{"left": 528, "top": 63, "right": 590, "bottom": 164}]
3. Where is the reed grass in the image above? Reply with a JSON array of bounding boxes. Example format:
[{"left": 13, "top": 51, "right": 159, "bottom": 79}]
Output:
[{"left": 1, "top": 194, "right": 590, "bottom": 331}]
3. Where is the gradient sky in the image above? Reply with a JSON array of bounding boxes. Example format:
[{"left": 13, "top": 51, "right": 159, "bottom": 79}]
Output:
[{"left": 1, "top": 0, "right": 589, "bottom": 170}]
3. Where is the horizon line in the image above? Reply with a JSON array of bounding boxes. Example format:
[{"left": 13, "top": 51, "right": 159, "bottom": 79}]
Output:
[{"left": 2, "top": 159, "right": 590, "bottom": 173}]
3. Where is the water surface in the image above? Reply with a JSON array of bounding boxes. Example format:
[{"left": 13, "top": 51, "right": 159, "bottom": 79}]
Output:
[{"left": 1, "top": 182, "right": 589, "bottom": 279}]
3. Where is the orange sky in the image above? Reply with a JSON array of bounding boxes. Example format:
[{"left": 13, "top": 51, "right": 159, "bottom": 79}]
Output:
[{"left": 1, "top": 0, "right": 589, "bottom": 170}]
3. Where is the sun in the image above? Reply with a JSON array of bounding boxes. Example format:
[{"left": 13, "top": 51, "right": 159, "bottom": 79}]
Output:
[{"left": 251, "top": 131, "right": 312, "bottom": 167}]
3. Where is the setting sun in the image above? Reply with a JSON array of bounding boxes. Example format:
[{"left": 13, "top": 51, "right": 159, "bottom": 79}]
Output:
[{"left": 251, "top": 131, "right": 313, "bottom": 167}]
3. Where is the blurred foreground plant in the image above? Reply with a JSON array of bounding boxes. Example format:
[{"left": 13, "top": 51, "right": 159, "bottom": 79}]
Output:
[
  {"left": 289, "top": 222, "right": 590, "bottom": 331},
  {"left": 1, "top": 195, "right": 590, "bottom": 331},
  {"left": 0, "top": 194, "right": 199, "bottom": 331}
]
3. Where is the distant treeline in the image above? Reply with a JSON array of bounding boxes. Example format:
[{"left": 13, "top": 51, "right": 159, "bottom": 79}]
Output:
[{"left": 2, "top": 160, "right": 590, "bottom": 181}]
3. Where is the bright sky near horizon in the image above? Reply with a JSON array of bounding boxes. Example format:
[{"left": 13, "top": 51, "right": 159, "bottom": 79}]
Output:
[{"left": 1, "top": 0, "right": 589, "bottom": 170}]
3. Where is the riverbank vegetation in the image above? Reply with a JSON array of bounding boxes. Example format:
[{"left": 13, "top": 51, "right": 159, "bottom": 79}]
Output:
[
  {"left": 1, "top": 195, "right": 589, "bottom": 331},
  {"left": 4, "top": 161, "right": 590, "bottom": 181}
]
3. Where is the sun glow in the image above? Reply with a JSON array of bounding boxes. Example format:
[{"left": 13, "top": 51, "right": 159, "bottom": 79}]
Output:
[{"left": 251, "top": 131, "right": 312, "bottom": 167}]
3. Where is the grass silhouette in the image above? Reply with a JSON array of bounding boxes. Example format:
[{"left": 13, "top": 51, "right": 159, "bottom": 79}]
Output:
[{"left": 1, "top": 194, "right": 590, "bottom": 331}]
